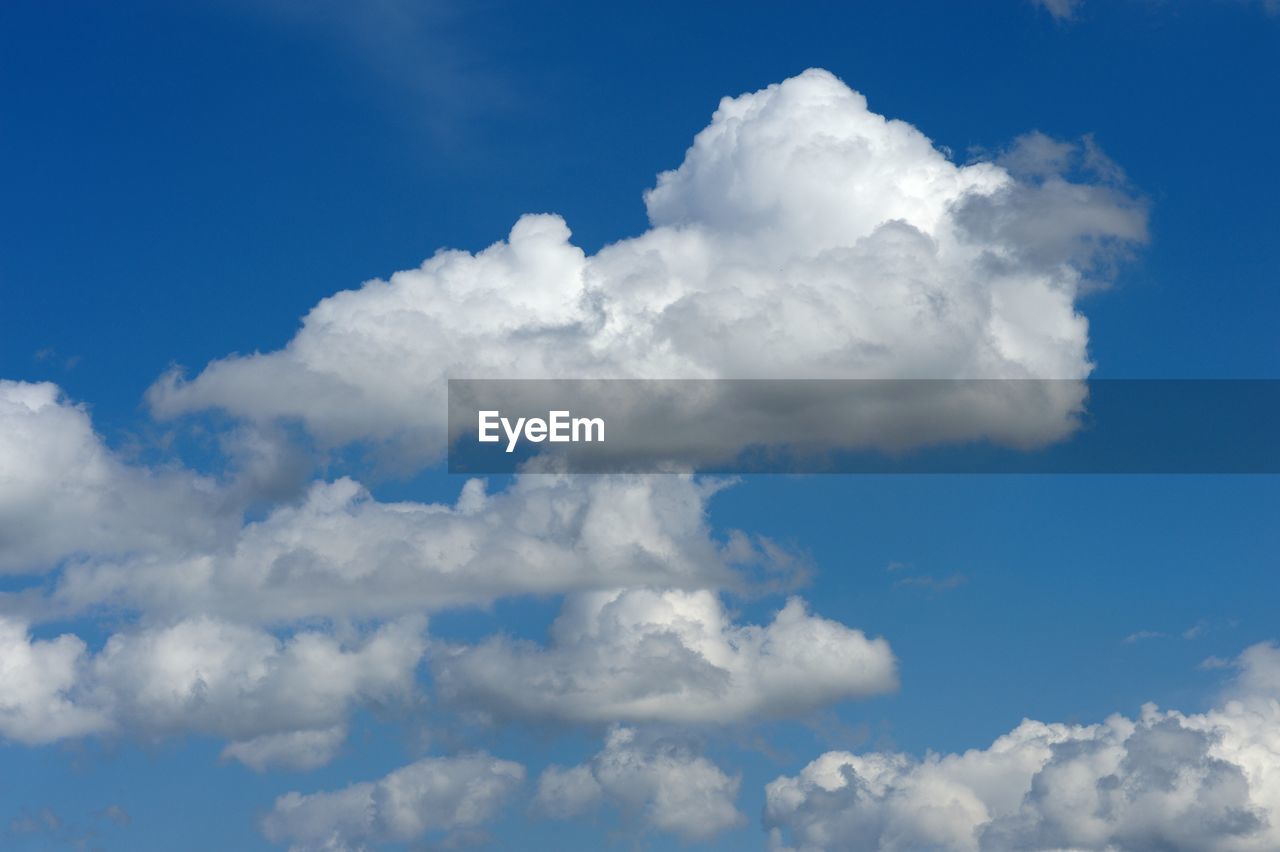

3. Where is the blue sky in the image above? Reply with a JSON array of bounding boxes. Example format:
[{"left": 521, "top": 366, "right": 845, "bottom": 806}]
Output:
[{"left": 1, "top": 1, "right": 1278, "bottom": 850}]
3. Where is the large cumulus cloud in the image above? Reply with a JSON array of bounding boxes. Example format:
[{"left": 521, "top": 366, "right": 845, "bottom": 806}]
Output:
[
  {"left": 149, "top": 69, "right": 1145, "bottom": 465},
  {"left": 764, "top": 643, "right": 1280, "bottom": 852}
]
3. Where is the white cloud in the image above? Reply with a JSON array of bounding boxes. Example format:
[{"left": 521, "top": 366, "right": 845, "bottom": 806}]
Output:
[
  {"left": 45, "top": 473, "right": 754, "bottom": 624},
  {"left": 765, "top": 642, "right": 1280, "bottom": 851},
  {"left": 220, "top": 727, "right": 348, "bottom": 772},
  {"left": 0, "top": 615, "right": 425, "bottom": 769},
  {"left": 535, "top": 726, "right": 743, "bottom": 841},
  {"left": 149, "top": 69, "right": 1145, "bottom": 467},
  {"left": 435, "top": 589, "right": 896, "bottom": 724},
  {"left": 0, "top": 381, "right": 233, "bottom": 574},
  {"left": 90, "top": 616, "right": 425, "bottom": 748},
  {"left": 0, "top": 380, "right": 778, "bottom": 624},
  {"left": 0, "top": 617, "right": 108, "bottom": 744},
  {"left": 261, "top": 752, "right": 525, "bottom": 851}
]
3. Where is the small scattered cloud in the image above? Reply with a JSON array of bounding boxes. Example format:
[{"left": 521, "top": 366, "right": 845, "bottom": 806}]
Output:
[
  {"left": 1032, "top": 0, "right": 1279, "bottom": 23},
  {"left": 1126, "top": 618, "right": 1235, "bottom": 645},
  {"left": 9, "top": 807, "right": 59, "bottom": 835},
  {"left": 1032, "top": 0, "right": 1082, "bottom": 22},
  {"left": 32, "top": 347, "right": 79, "bottom": 371},
  {"left": 98, "top": 805, "right": 130, "bottom": 827},
  {"left": 8, "top": 803, "right": 129, "bottom": 849},
  {"left": 888, "top": 563, "right": 967, "bottom": 593},
  {"left": 1123, "top": 629, "right": 1168, "bottom": 644},
  {"left": 895, "top": 573, "right": 968, "bottom": 593}
]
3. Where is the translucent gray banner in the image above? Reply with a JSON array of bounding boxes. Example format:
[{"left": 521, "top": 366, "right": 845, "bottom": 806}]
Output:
[{"left": 447, "top": 379, "right": 1280, "bottom": 474}]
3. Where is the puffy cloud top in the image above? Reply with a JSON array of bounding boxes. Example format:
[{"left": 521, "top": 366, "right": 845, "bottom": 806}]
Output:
[{"left": 643, "top": 69, "right": 1005, "bottom": 251}]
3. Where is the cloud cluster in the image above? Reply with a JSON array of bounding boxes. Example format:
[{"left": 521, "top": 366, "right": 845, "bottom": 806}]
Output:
[
  {"left": 262, "top": 752, "right": 525, "bottom": 852},
  {"left": 3, "top": 382, "right": 863, "bottom": 757},
  {"left": 0, "top": 615, "right": 425, "bottom": 769},
  {"left": 765, "top": 642, "right": 1280, "bottom": 852},
  {"left": 435, "top": 590, "right": 896, "bottom": 724},
  {"left": 1031, "top": 0, "right": 1081, "bottom": 22},
  {"left": 0, "top": 68, "right": 1164, "bottom": 850},
  {"left": 149, "top": 69, "right": 1145, "bottom": 466},
  {"left": 535, "top": 726, "right": 743, "bottom": 841}
]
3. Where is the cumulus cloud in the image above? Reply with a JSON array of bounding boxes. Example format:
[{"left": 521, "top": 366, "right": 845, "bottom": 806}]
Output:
[
  {"left": 435, "top": 589, "right": 896, "bottom": 724},
  {"left": 764, "top": 642, "right": 1280, "bottom": 852},
  {"left": 0, "top": 615, "right": 425, "bottom": 769},
  {"left": 261, "top": 752, "right": 525, "bottom": 851},
  {"left": 535, "top": 726, "right": 743, "bottom": 841},
  {"left": 42, "top": 473, "right": 759, "bottom": 624},
  {"left": 149, "top": 69, "right": 1145, "bottom": 467},
  {"left": 0, "top": 617, "right": 108, "bottom": 743},
  {"left": 0, "top": 381, "right": 233, "bottom": 574}
]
